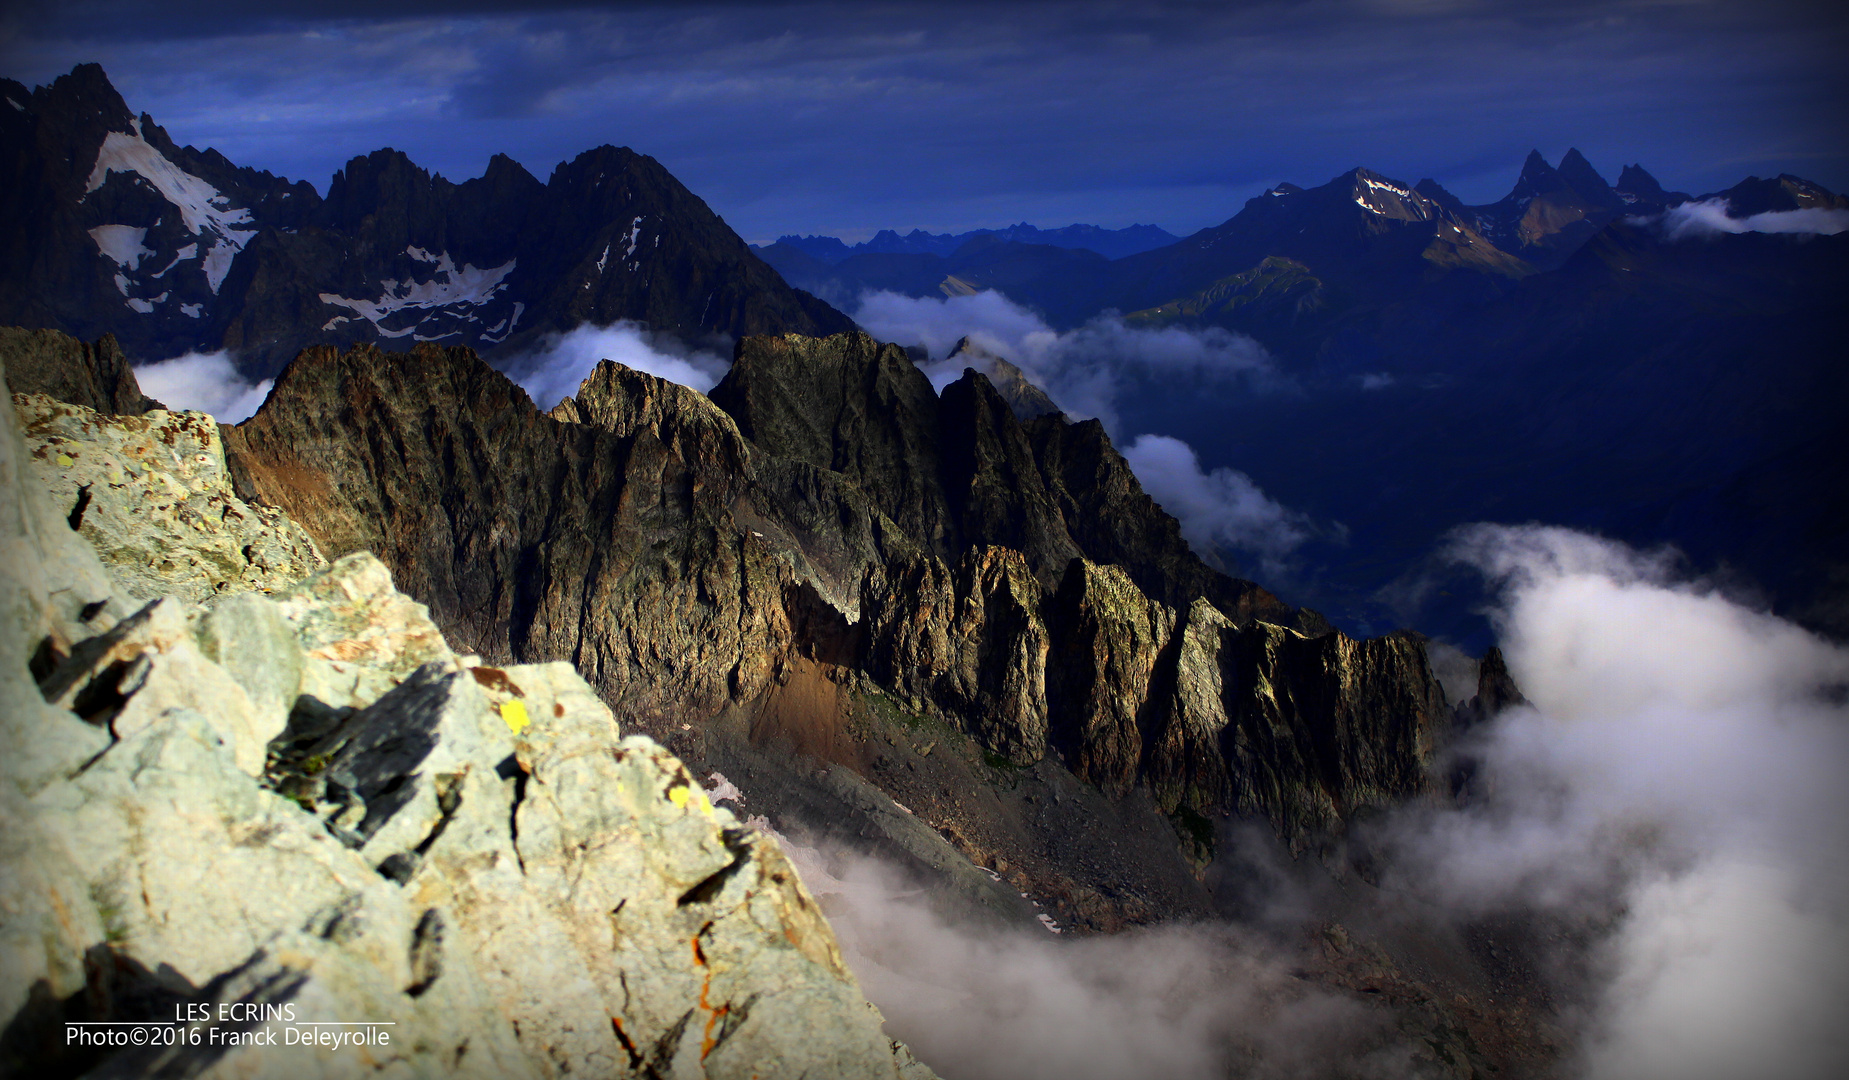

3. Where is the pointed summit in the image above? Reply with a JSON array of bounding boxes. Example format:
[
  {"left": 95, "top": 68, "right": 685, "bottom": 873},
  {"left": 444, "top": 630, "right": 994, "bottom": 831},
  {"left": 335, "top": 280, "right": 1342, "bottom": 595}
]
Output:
[
  {"left": 1556, "top": 148, "right": 1607, "bottom": 189},
  {"left": 1556, "top": 148, "right": 1623, "bottom": 210},
  {"left": 1335, "top": 167, "right": 1434, "bottom": 221},
  {"left": 1709, "top": 174, "right": 1849, "bottom": 216},
  {"left": 1615, "top": 164, "right": 1667, "bottom": 201},
  {"left": 1505, "top": 150, "right": 1568, "bottom": 203},
  {"left": 1414, "top": 178, "right": 1467, "bottom": 216},
  {"left": 1613, "top": 164, "right": 1691, "bottom": 209},
  {"left": 44, "top": 62, "right": 136, "bottom": 130}
]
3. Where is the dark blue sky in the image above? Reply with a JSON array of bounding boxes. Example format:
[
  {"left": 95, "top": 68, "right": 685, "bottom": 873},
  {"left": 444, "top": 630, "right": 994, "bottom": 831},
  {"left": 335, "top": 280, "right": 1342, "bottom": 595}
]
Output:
[{"left": 5, "top": 1, "right": 1844, "bottom": 243}]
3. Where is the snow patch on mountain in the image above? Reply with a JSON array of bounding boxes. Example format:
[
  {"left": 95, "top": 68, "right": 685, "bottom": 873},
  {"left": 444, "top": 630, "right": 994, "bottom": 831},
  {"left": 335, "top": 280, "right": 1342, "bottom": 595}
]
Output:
[
  {"left": 88, "top": 225, "right": 153, "bottom": 270},
  {"left": 149, "top": 244, "right": 197, "bottom": 278},
  {"left": 125, "top": 291, "right": 168, "bottom": 314},
  {"left": 1355, "top": 175, "right": 1428, "bottom": 217},
  {"left": 83, "top": 118, "right": 256, "bottom": 292},
  {"left": 318, "top": 249, "right": 517, "bottom": 337}
]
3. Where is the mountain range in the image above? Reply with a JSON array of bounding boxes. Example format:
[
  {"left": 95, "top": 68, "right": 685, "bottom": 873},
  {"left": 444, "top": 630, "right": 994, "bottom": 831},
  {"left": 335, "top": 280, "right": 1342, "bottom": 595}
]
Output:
[
  {"left": 5, "top": 59, "right": 1845, "bottom": 1078},
  {"left": 763, "top": 222, "right": 1178, "bottom": 264},
  {"left": 3, "top": 63, "right": 1842, "bottom": 645},
  {"left": 0, "top": 64, "right": 851, "bottom": 379},
  {"left": 764, "top": 152, "right": 1849, "bottom": 643}
]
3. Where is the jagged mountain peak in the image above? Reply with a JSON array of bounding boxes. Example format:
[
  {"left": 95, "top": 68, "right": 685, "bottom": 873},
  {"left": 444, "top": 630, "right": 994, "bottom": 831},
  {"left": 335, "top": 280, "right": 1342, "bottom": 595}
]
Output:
[
  {"left": 322, "top": 148, "right": 440, "bottom": 213},
  {"left": 479, "top": 151, "right": 539, "bottom": 187},
  {"left": 1709, "top": 173, "right": 1849, "bottom": 216},
  {"left": 1255, "top": 166, "right": 1435, "bottom": 222},
  {"left": 1, "top": 63, "right": 853, "bottom": 375},
  {"left": 1335, "top": 167, "right": 1433, "bottom": 219},
  {"left": 1556, "top": 147, "right": 1624, "bottom": 209},
  {"left": 1413, "top": 177, "right": 1469, "bottom": 215},
  {"left": 1616, "top": 162, "right": 1667, "bottom": 199},
  {"left": 1504, "top": 149, "right": 1567, "bottom": 203},
  {"left": 944, "top": 335, "right": 1062, "bottom": 421},
  {"left": 552, "top": 142, "right": 649, "bottom": 179},
  {"left": 1556, "top": 147, "right": 1606, "bottom": 184},
  {"left": 40, "top": 61, "right": 135, "bottom": 125},
  {"left": 1497, "top": 147, "right": 1621, "bottom": 209},
  {"left": 1612, "top": 163, "right": 1693, "bottom": 208}
]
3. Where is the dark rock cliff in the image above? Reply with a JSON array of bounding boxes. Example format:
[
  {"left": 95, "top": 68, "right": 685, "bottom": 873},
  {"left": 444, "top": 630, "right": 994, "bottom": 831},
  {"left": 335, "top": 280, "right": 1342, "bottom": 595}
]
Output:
[
  {"left": 0, "top": 327, "right": 160, "bottom": 415},
  {"left": 216, "top": 331, "right": 1453, "bottom": 877}
]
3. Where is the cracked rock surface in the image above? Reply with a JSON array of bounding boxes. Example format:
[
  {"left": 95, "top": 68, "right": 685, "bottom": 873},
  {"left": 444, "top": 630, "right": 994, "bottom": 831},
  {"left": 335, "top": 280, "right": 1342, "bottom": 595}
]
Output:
[
  {"left": 0, "top": 355, "right": 933, "bottom": 1078},
  {"left": 13, "top": 390, "right": 325, "bottom": 603}
]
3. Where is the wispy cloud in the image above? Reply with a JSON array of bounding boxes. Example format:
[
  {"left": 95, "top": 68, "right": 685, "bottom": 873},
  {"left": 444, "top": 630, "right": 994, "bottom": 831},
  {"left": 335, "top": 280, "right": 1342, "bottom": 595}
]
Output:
[
  {"left": 852, "top": 288, "right": 1279, "bottom": 434},
  {"left": 500, "top": 320, "right": 729, "bottom": 410},
  {"left": 755, "top": 522, "right": 1849, "bottom": 1077},
  {"left": 1377, "top": 524, "right": 1849, "bottom": 1078},
  {"left": 132, "top": 350, "right": 271, "bottom": 422},
  {"left": 853, "top": 287, "right": 1316, "bottom": 574},
  {"left": 1121, "top": 434, "right": 1317, "bottom": 576},
  {"left": 760, "top": 828, "right": 1418, "bottom": 1080},
  {"left": 1641, "top": 197, "right": 1849, "bottom": 240}
]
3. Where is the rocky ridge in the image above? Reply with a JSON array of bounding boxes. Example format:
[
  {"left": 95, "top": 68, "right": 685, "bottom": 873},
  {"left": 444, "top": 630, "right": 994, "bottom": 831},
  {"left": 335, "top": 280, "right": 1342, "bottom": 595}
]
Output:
[
  {"left": 205, "top": 327, "right": 1455, "bottom": 931},
  {"left": 0, "top": 352, "right": 935, "bottom": 1078},
  {"left": 0, "top": 327, "right": 160, "bottom": 416}
]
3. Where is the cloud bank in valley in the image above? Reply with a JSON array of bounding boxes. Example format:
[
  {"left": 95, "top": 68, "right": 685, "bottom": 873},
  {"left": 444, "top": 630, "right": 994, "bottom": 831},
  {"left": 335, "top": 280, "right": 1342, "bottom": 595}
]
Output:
[
  {"left": 728, "top": 523, "right": 1848, "bottom": 1080},
  {"left": 1379, "top": 524, "right": 1849, "bottom": 1079},
  {"left": 1645, "top": 198, "right": 1849, "bottom": 240},
  {"left": 503, "top": 320, "right": 730, "bottom": 410},
  {"left": 132, "top": 351, "right": 272, "bottom": 423},
  {"left": 759, "top": 829, "right": 1416, "bottom": 1080}
]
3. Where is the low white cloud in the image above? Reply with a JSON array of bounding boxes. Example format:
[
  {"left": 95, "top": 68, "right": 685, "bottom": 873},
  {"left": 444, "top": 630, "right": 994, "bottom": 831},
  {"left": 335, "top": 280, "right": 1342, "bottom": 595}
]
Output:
[
  {"left": 1377, "top": 524, "right": 1849, "bottom": 1079},
  {"left": 760, "top": 827, "right": 1416, "bottom": 1080},
  {"left": 713, "top": 523, "right": 1846, "bottom": 1078},
  {"left": 851, "top": 289, "right": 1279, "bottom": 433},
  {"left": 1639, "top": 198, "right": 1849, "bottom": 241},
  {"left": 851, "top": 289, "right": 1314, "bottom": 572},
  {"left": 1122, "top": 433, "right": 1315, "bottom": 574},
  {"left": 1585, "top": 857, "right": 1847, "bottom": 1080},
  {"left": 132, "top": 351, "right": 272, "bottom": 424},
  {"left": 855, "top": 289, "right": 1056, "bottom": 368},
  {"left": 504, "top": 321, "right": 730, "bottom": 410}
]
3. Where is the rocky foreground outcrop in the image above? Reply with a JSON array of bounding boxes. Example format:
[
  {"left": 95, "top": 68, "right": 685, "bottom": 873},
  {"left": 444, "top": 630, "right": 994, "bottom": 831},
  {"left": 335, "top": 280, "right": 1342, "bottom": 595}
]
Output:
[
  {"left": 14, "top": 389, "right": 324, "bottom": 604},
  {"left": 1, "top": 357, "right": 933, "bottom": 1077},
  {"left": 206, "top": 328, "right": 1454, "bottom": 934}
]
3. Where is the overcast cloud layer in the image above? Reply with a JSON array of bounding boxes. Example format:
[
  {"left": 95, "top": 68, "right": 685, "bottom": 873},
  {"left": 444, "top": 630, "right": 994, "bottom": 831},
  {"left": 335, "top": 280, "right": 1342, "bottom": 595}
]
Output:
[{"left": 5, "top": 1, "right": 1845, "bottom": 242}]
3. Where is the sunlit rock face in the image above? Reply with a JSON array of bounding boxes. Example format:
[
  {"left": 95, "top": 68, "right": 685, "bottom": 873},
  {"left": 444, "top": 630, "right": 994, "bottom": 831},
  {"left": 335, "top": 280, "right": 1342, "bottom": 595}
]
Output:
[
  {"left": 204, "top": 327, "right": 1455, "bottom": 938},
  {"left": 0, "top": 351, "right": 933, "bottom": 1079}
]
